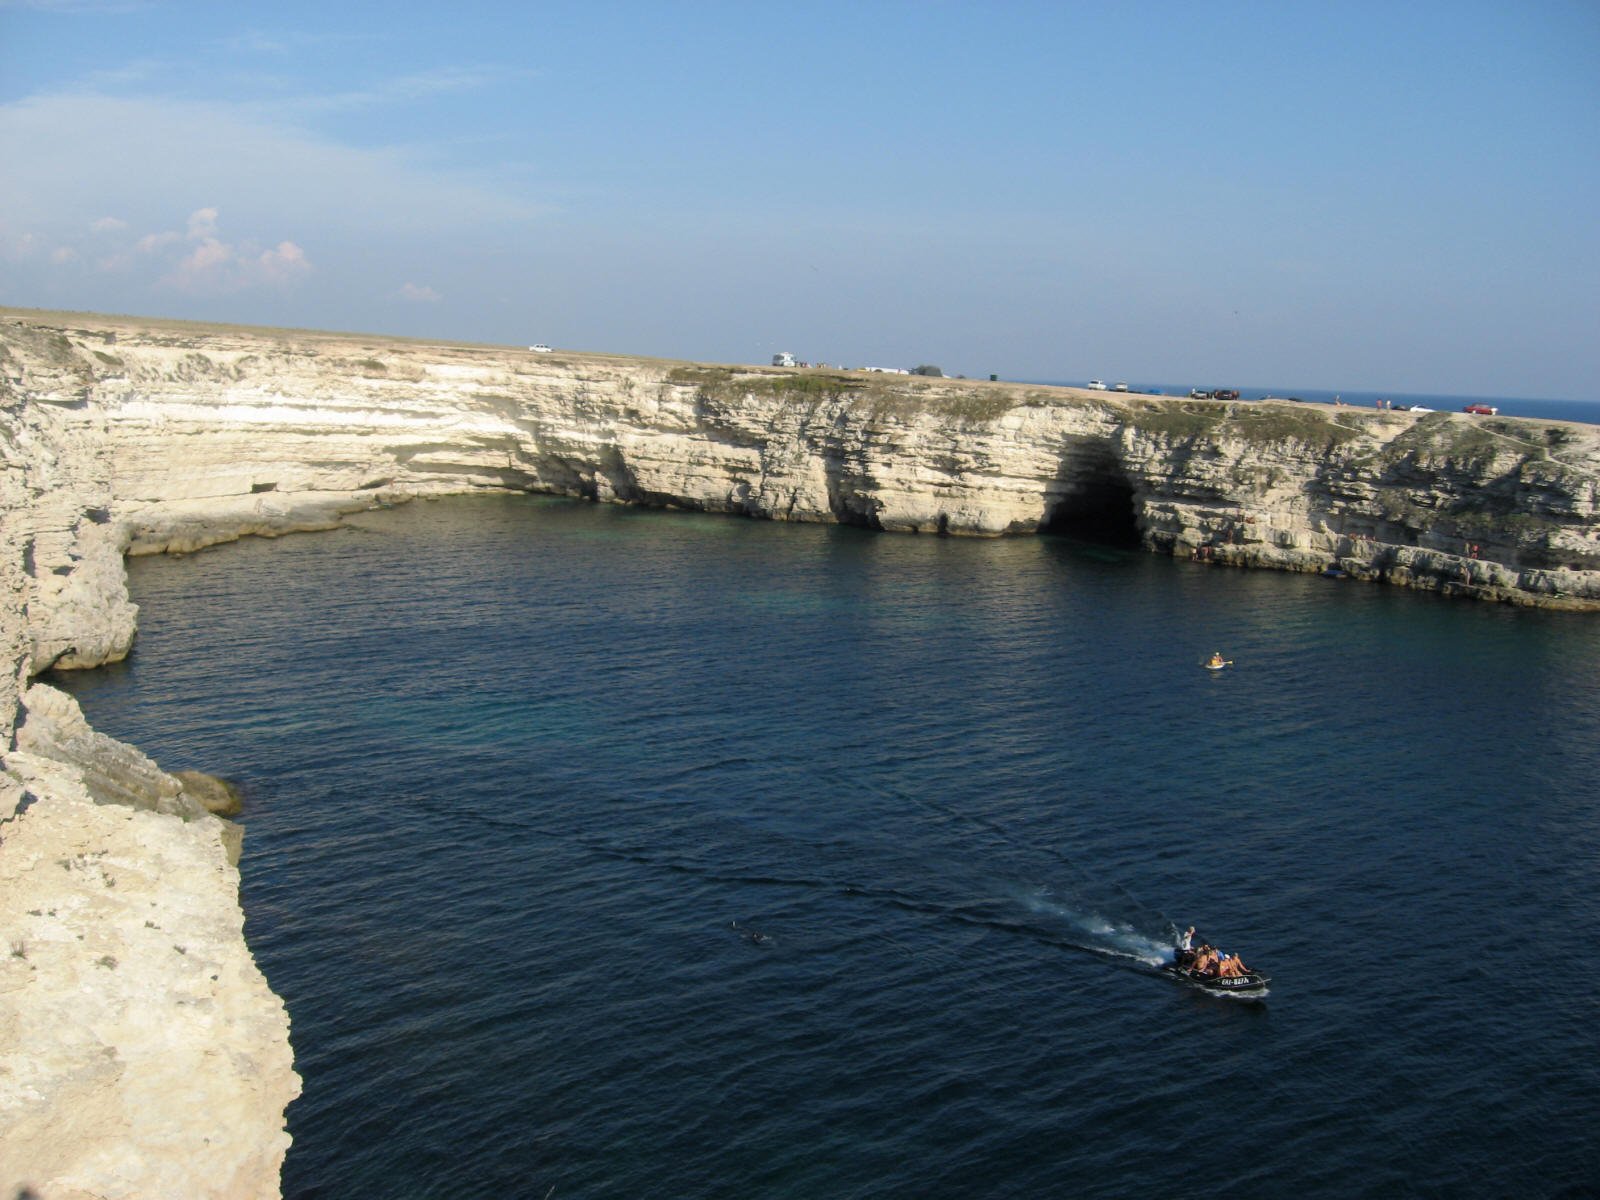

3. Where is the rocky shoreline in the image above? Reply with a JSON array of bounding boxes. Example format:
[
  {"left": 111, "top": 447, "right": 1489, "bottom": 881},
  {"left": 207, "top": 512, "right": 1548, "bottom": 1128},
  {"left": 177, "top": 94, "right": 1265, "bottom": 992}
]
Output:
[{"left": 2, "top": 307, "right": 1597, "bottom": 1196}]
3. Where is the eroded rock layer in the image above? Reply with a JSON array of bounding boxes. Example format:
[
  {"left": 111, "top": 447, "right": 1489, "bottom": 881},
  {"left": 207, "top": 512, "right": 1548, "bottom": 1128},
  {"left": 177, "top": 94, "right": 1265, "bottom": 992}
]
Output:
[
  {"left": 8, "top": 309, "right": 1597, "bottom": 611},
  {"left": 2, "top": 307, "right": 1598, "bottom": 1196}
]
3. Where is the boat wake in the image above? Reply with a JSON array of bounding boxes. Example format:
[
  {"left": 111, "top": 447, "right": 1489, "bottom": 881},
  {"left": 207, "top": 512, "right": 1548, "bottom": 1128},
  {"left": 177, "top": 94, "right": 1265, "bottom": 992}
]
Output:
[
  {"left": 460, "top": 775, "right": 1187, "bottom": 974},
  {"left": 1017, "top": 888, "right": 1174, "bottom": 966}
]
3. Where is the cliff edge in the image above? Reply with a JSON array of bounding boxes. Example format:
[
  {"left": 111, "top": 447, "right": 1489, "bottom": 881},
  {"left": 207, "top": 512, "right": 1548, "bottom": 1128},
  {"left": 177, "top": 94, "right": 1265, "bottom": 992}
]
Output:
[
  {"left": 7, "top": 307, "right": 1594, "bottom": 609},
  {"left": 1, "top": 315, "right": 299, "bottom": 1199}
]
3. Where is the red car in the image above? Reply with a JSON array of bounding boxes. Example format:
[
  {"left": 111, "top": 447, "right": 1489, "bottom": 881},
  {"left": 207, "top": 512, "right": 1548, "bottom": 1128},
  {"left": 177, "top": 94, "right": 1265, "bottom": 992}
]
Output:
[{"left": 1462, "top": 403, "right": 1498, "bottom": 416}]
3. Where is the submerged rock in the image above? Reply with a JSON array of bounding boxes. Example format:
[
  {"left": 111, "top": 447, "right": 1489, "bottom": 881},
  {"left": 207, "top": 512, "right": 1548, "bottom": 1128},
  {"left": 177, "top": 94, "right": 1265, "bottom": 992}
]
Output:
[{"left": 173, "top": 770, "right": 244, "bottom": 818}]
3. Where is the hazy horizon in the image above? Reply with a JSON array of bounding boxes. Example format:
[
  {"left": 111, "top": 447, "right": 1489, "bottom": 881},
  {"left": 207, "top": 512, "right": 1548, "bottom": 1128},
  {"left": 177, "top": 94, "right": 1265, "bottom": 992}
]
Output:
[{"left": 3, "top": 2, "right": 1596, "bottom": 400}]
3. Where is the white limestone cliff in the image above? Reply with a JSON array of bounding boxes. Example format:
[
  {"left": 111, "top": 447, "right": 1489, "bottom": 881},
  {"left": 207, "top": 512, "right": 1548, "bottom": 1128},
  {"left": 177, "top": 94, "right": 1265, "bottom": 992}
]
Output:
[
  {"left": 2, "top": 318, "right": 298, "bottom": 1199},
  {"left": 10, "top": 311, "right": 1587, "bottom": 609},
  {"left": 2, "top": 306, "right": 1598, "bottom": 1197}
]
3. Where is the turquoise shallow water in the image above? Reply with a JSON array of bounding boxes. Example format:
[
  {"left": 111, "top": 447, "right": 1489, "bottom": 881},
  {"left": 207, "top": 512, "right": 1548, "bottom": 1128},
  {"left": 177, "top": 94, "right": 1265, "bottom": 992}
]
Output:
[{"left": 56, "top": 496, "right": 1600, "bottom": 1198}]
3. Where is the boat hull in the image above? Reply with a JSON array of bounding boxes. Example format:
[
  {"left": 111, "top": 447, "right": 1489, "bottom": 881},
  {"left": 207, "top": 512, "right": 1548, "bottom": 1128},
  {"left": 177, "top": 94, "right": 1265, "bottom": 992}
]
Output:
[{"left": 1161, "top": 963, "right": 1270, "bottom": 995}]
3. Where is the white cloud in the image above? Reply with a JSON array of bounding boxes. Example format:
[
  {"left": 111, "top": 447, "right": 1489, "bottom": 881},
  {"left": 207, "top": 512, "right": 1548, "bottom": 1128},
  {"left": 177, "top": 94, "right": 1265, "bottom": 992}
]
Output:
[
  {"left": 222, "top": 30, "right": 290, "bottom": 54},
  {"left": 219, "top": 28, "right": 379, "bottom": 56},
  {"left": 151, "top": 210, "right": 311, "bottom": 293},
  {"left": 257, "top": 241, "right": 309, "bottom": 284},
  {"left": 1, "top": 230, "right": 43, "bottom": 261},
  {"left": 186, "top": 207, "right": 219, "bottom": 240},
  {"left": 0, "top": 86, "right": 542, "bottom": 323},
  {"left": 5, "top": 204, "right": 314, "bottom": 295},
  {"left": 0, "top": 1, "right": 150, "bottom": 11},
  {"left": 135, "top": 230, "right": 181, "bottom": 254},
  {"left": 282, "top": 65, "right": 524, "bottom": 115},
  {"left": 0, "top": 91, "right": 542, "bottom": 238}
]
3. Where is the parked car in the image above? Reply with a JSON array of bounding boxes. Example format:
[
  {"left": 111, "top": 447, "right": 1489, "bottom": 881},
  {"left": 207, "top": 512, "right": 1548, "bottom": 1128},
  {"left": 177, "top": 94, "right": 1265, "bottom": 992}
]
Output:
[
  {"left": 1463, "top": 403, "right": 1499, "bottom": 416},
  {"left": 529, "top": 344, "right": 554, "bottom": 353},
  {"left": 1112, "top": 381, "right": 1130, "bottom": 392},
  {"left": 1214, "top": 388, "right": 1241, "bottom": 402},
  {"left": 1189, "top": 388, "right": 1213, "bottom": 399},
  {"left": 1087, "top": 379, "right": 1109, "bottom": 391}
]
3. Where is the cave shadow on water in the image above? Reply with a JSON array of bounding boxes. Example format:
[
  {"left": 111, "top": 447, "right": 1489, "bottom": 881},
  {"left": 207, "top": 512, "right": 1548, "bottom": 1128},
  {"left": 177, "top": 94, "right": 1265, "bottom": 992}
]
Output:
[{"left": 1039, "top": 466, "right": 1143, "bottom": 550}]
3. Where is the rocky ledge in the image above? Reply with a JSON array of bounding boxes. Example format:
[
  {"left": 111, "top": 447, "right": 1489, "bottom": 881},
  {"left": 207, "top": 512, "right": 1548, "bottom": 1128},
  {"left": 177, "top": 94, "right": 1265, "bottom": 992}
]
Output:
[{"left": 2, "top": 307, "right": 1597, "bottom": 1195}]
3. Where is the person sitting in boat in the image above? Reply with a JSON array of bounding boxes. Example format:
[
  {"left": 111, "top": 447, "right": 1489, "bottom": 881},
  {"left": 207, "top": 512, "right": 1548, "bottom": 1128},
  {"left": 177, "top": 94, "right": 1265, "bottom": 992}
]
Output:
[
  {"left": 1217, "top": 953, "right": 1250, "bottom": 978},
  {"left": 1190, "top": 946, "right": 1220, "bottom": 976},
  {"left": 1207, "top": 652, "right": 1226, "bottom": 669}
]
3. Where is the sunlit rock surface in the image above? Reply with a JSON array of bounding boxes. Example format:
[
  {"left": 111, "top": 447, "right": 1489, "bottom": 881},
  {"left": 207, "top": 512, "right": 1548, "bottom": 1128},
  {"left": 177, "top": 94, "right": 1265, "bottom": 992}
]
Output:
[
  {"left": 3, "top": 309, "right": 1590, "bottom": 609},
  {"left": 1, "top": 688, "right": 294, "bottom": 1200}
]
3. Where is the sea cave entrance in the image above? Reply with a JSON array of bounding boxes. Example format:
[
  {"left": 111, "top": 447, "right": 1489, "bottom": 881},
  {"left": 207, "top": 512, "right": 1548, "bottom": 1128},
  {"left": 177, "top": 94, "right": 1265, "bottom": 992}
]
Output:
[{"left": 1039, "top": 463, "right": 1143, "bottom": 548}]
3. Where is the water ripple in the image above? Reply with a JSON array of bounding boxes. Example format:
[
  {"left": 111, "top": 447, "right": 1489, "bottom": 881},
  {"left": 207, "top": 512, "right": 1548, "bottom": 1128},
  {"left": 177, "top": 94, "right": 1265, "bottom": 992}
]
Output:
[{"left": 53, "top": 495, "right": 1600, "bottom": 1200}]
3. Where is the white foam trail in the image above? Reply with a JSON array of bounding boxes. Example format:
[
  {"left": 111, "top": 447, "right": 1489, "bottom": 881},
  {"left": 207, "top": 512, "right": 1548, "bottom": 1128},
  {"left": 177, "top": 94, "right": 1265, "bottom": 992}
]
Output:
[{"left": 1020, "top": 888, "right": 1173, "bottom": 966}]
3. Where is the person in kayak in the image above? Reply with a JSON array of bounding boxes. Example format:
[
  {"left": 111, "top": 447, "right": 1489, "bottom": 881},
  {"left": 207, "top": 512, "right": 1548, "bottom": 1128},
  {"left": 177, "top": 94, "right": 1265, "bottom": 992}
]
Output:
[{"left": 1207, "top": 652, "right": 1226, "bottom": 668}]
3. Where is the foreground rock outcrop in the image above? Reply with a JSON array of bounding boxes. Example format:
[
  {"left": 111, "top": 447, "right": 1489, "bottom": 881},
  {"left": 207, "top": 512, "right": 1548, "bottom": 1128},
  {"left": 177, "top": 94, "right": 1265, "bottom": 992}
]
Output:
[
  {"left": 1, "top": 306, "right": 1597, "bottom": 1196},
  {"left": 1, "top": 688, "right": 293, "bottom": 1200}
]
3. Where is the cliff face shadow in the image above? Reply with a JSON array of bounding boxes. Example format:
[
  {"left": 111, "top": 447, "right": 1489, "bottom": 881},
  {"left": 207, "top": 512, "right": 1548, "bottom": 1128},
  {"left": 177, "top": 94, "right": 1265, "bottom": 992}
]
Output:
[{"left": 1041, "top": 449, "right": 1142, "bottom": 548}]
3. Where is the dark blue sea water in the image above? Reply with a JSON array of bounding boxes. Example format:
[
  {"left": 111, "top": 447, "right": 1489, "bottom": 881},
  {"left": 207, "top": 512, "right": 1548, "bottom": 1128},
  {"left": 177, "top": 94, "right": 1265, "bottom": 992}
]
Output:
[
  {"left": 55, "top": 496, "right": 1600, "bottom": 1199},
  {"left": 1029, "top": 381, "right": 1600, "bottom": 425}
]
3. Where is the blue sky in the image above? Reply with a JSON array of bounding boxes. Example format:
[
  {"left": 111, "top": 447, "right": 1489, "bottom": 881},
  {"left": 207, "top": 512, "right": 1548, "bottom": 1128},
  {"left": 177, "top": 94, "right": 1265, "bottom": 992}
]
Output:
[{"left": 2, "top": 1, "right": 1597, "bottom": 397}]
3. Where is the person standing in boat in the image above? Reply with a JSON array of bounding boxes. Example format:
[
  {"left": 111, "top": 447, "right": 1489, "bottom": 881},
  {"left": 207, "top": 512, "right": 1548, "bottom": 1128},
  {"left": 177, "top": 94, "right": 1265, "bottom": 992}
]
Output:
[{"left": 1175, "top": 926, "right": 1199, "bottom": 967}]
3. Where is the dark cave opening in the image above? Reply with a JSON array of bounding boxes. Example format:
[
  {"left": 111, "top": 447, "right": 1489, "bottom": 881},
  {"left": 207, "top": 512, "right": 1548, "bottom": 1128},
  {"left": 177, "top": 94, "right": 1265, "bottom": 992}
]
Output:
[{"left": 1039, "top": 472, "right": 1143, "bottom": 548}]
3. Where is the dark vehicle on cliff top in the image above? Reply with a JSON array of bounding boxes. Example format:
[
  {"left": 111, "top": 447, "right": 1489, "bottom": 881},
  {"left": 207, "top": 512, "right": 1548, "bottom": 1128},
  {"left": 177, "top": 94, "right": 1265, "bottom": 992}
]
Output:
[{"left": 1213, "top": 388, "right": 1241, "bottom": 402}]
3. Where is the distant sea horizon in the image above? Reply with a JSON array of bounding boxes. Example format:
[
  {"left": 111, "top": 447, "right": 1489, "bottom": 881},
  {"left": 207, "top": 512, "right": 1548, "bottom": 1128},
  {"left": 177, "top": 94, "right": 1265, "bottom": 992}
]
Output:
[{"left": 1021, "top": 380, "right": 1600, "bottom": 425}]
